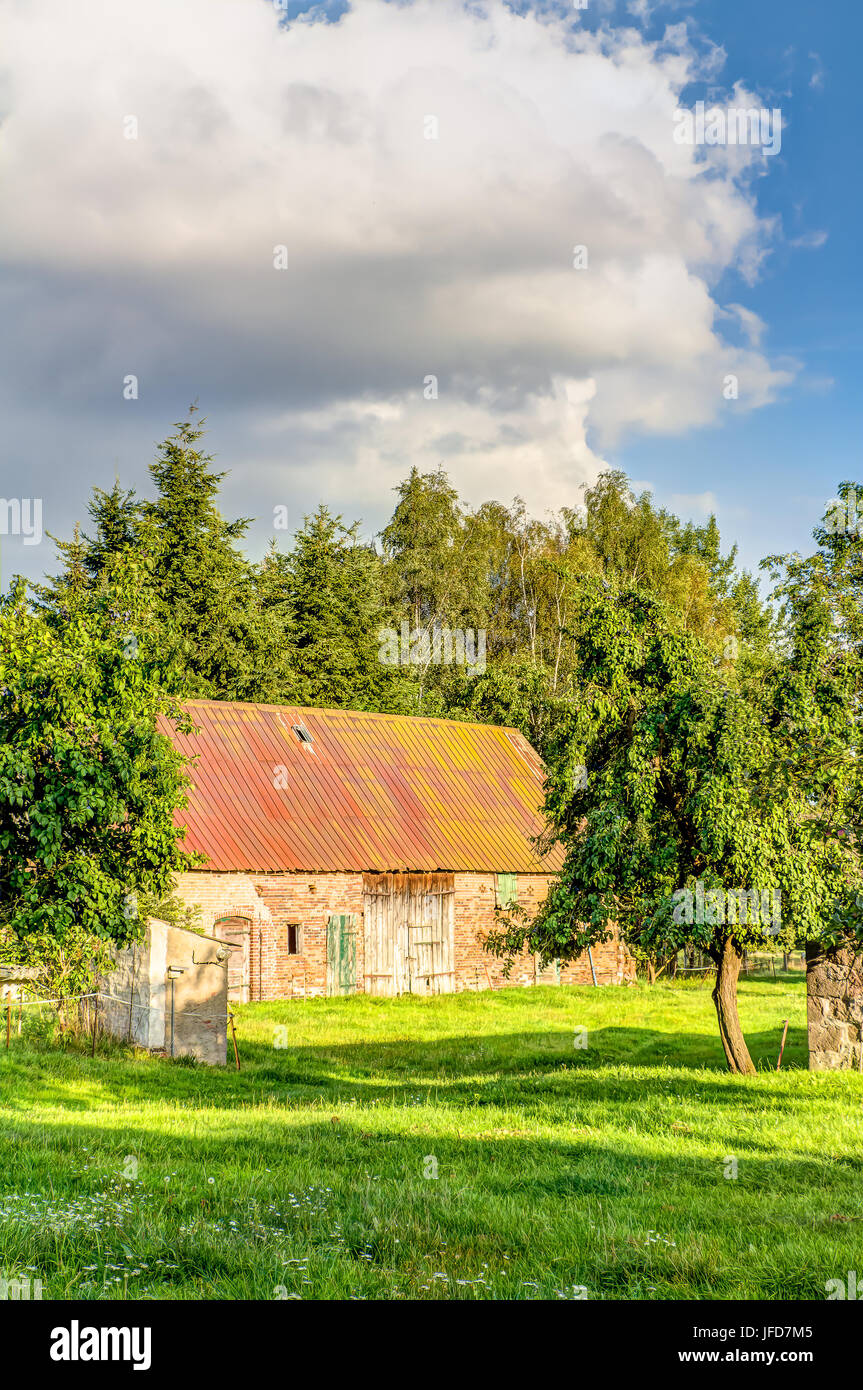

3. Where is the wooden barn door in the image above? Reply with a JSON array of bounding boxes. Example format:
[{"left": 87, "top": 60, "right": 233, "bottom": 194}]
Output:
[
  {"left": 363, "top": 875, "right": 454, "bottom": 996},
  {"left": 363, "top": 885, "right": 398, "bottom": 996},
  {"left": 407, "top": 883, "right": 454, "bottom": 995},
  {"left": 327, "top": 914, "right": 358, "bottom": 996},
  {"left": 212, "top": 917, "right": 251, "bottom": 1003}
]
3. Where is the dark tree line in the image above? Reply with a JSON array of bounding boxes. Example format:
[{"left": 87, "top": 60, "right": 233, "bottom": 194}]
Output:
[{"left": 34, "top": 409, "right": 773, "bottom": 756}]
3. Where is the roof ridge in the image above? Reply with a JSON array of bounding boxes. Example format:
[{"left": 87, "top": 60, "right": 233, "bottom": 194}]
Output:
[{"left": 182, "top": 697, "right": 522, "bottom": 739}]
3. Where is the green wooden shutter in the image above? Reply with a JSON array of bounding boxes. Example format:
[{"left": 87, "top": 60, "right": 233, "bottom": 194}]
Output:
[
  {"left": 327, "top": 914, "right": 357, "bottom": 996},
  {"left": 495, "top": 873, "right": 518, "bottom": 909}
]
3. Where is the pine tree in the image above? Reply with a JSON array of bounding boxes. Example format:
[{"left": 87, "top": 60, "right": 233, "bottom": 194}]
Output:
[
  {"left": 142, "top": 411, "right": 287, "bottom": 700},
  {"left": 33, "top": 523, "right": 92, "bottom": 618},
  {"left": 82, "top": 480, "right": 142, "bottom": 579},
  {"left": 285, "top": 506, "right": 392, "bottom": 709}
]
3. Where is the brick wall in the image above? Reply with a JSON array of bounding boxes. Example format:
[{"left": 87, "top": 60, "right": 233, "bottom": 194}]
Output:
[
  {"left": 174, "top": 870, "right": 364, "bottom": 999},
  {"left": 174, "top": 868, "right": 634, "bottom": 998},
  {"left": 453, "top": 871, "right": 634, "bottom": 989}
]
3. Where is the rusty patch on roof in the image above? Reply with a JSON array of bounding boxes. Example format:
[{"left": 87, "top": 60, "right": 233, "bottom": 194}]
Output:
[{"left": 162, "top": 700, "right": 564, "bottom": 875}]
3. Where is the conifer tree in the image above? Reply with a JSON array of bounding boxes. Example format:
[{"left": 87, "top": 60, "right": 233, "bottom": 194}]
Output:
[
  {"left": 285, "top": 506, "right": 392, "bottom": 709},
  {"left": 142, "top": 410, "right": 286, "bottom": 700}
]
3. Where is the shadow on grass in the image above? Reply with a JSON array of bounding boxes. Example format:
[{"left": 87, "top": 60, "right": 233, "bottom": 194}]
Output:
[
  {"left": 2, "top": 1113, "right": 861, "bottom": 1226},
  {"left": 0, "top": 1120, "right": 856, "bottom": 1305},
  {"left": 0, "top": 1024, "right": 816, "bottom": 1117}
]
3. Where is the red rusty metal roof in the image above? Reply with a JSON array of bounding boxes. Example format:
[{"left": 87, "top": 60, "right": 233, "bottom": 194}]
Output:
[{"left": 163, "top": 699, "right": 563, "bottom": 875}]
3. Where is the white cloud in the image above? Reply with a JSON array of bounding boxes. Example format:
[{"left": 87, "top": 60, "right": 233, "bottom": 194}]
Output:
[
  {"left": 668, "top": 489, "right": 720, "bottom": 515},
  {"left": 0, "top": 0, "right": 790, "bottom": 529},
  {"left": 252, "top": 376, "right": 605, "bottom": 516},
  {"left": 724, "top": 302, "right": 767, "bottom": 347},
  {"left": 809, "top": 52, "right": 825, "bottom": 91},
  {"left": 790, "top": 229, "right": 829, "bottom": 250}
]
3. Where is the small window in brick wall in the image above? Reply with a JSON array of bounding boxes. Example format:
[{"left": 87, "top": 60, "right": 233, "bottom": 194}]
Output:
[
  {"left": 286, "top": 923, "right": 302, "bottom": 955},
  {"left": 495, "top": 873, "right": 518, "bottom": 909}
]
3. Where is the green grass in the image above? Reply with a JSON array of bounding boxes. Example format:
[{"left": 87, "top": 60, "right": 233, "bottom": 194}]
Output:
[{"left": 1, "top": 976, "right": 861, "bottom": 1301}]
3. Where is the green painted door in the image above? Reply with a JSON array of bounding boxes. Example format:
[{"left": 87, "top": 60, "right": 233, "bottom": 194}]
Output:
[
  {"left": 495, "top": 873, "right": 518, "bottom": 909},
  {"left": 327, "top": 914, "right": 357, "bottom": 996}
]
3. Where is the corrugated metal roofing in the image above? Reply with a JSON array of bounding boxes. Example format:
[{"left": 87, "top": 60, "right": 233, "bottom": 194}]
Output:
[{"left": 163, "top": 699, "right": 563, "bottom": 875}]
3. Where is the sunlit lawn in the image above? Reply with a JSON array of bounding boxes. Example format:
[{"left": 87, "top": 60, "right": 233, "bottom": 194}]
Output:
[{"left": 1, "top": 975, "right": 860, "bottom": 1300}]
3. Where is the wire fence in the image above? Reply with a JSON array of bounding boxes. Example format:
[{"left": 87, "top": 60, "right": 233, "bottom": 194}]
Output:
[
  {"left": 0, "top": 987, "right": 242, "bottom": 1076},
  {"left": 1, "top": 988, "right": 232, "bottom": 1026},
  {"left": 662, "top": 949, "right": 806, "bottom": 980}
]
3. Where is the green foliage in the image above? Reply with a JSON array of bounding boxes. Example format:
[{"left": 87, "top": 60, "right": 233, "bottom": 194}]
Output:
[
  {"left": 0, "top": 924, "right": 117, "bottom": 1031},
  {"left": 36, "top": 409, "right": 774, "bottom": 740},
  {"left": 460, "top": 659, "right": 561, "bottom": 757},
  {"left": 136, "top": 889, "right": 203, "bottom": 935},
  {"left": 381, "top": 466, "right": 470, "bottom": 628},
  {"left": 277, "top": 505, "right": 395, "bottom": 709},
  {"left": 488, "top": 576, "right": 862, "bottom": 973},
  {"left": 0, "top": 559, "right": 196, "bottom": 949},
  {"left": 142, "top": 412, "right": 290, "bottom": 701}
]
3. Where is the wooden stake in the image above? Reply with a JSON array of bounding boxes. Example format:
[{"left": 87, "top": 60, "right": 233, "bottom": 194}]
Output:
[
  {"left": 229, "top": 1011, "right": 241, "bottom": 1071},
  {"left": 776, "top": 1018, "right": 789, "bottom": 1071},
  {"left": 587, "top": 946, "right": 598, "bottom": 987},
  {"left": 5, "top": 1003, "right": 10, "bottom": 1050}
]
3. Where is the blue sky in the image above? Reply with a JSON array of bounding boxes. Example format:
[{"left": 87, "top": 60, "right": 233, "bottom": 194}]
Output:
[
  {"left": 0, "top": 0, "right": 860, "bottom": 586},
  {"left": 614, "top": 0, "right": 863, "bottom": 572}
]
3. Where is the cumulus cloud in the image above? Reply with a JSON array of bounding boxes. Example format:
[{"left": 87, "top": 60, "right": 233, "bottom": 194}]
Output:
[
  {"left": 0, "top": 0, "right": 791, "bottom": 565},
  {"left": 250, "top": 375, "right": 605, "bottom": 518},
  {"left": 723, "top": 302, "right": 767, "bottom": 348}
]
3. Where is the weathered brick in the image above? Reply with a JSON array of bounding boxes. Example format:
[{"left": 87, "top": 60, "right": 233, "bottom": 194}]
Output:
[{"left": 173, "top": 869, "right": 634, "bottom": 998}]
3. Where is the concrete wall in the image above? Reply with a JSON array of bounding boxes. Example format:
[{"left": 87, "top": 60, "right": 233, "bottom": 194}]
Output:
[
  {"left": 806, "top": 940, "right": 863, "bottom": 1071},
  {"left": 99, "top": 919, "right": 228, "bottom": 1065},
  {"left": 174, "top": 869, "right": 635, "bottom": 998}
]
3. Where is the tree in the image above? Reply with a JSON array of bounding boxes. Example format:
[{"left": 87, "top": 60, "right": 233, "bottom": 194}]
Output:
[
  {"left": 80, "top": 480, "right": 143, "bottom": 580},
  {"left": 284, "top": 506, "right": 393, "bottom": 709},
  {"left": 462, "top": 658, "right": 560, "bottom": 758},
  {"left": 486, "top": 577, "right": 861, "bottom": 1073},
  {"left": 33, "top": 522, "right": 92, "bottom": 618},
  {"left": 381, "top": 466, "right": 471, "bottom": 632},
  {"left": 0, "top": 558, "right": 196, "bottom": 956},
  {"left": 143, "top": 410, "right": 288, "bottom": 701},
  {"left": 35, "top": 481, "right": 142, "bottom": 617}
]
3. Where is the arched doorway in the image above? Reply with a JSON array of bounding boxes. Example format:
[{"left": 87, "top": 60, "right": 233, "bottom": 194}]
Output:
[{"left": 212, "top": 917, "right": 251, "bottom": 1003}]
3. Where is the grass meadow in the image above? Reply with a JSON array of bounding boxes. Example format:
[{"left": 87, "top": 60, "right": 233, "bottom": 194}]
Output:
[{"left": 1, "top": 975, "right": 861, "bottom": 1301}]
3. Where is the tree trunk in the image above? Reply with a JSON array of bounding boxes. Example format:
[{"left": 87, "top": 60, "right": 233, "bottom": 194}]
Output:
[{"left": 712, "top": 938, "right": 756, "bottom": 1074}]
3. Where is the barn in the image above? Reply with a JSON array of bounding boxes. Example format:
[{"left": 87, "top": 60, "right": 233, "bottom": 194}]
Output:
[{"left": 166, "top": 699, "right": 634, "bottom": 1000}]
